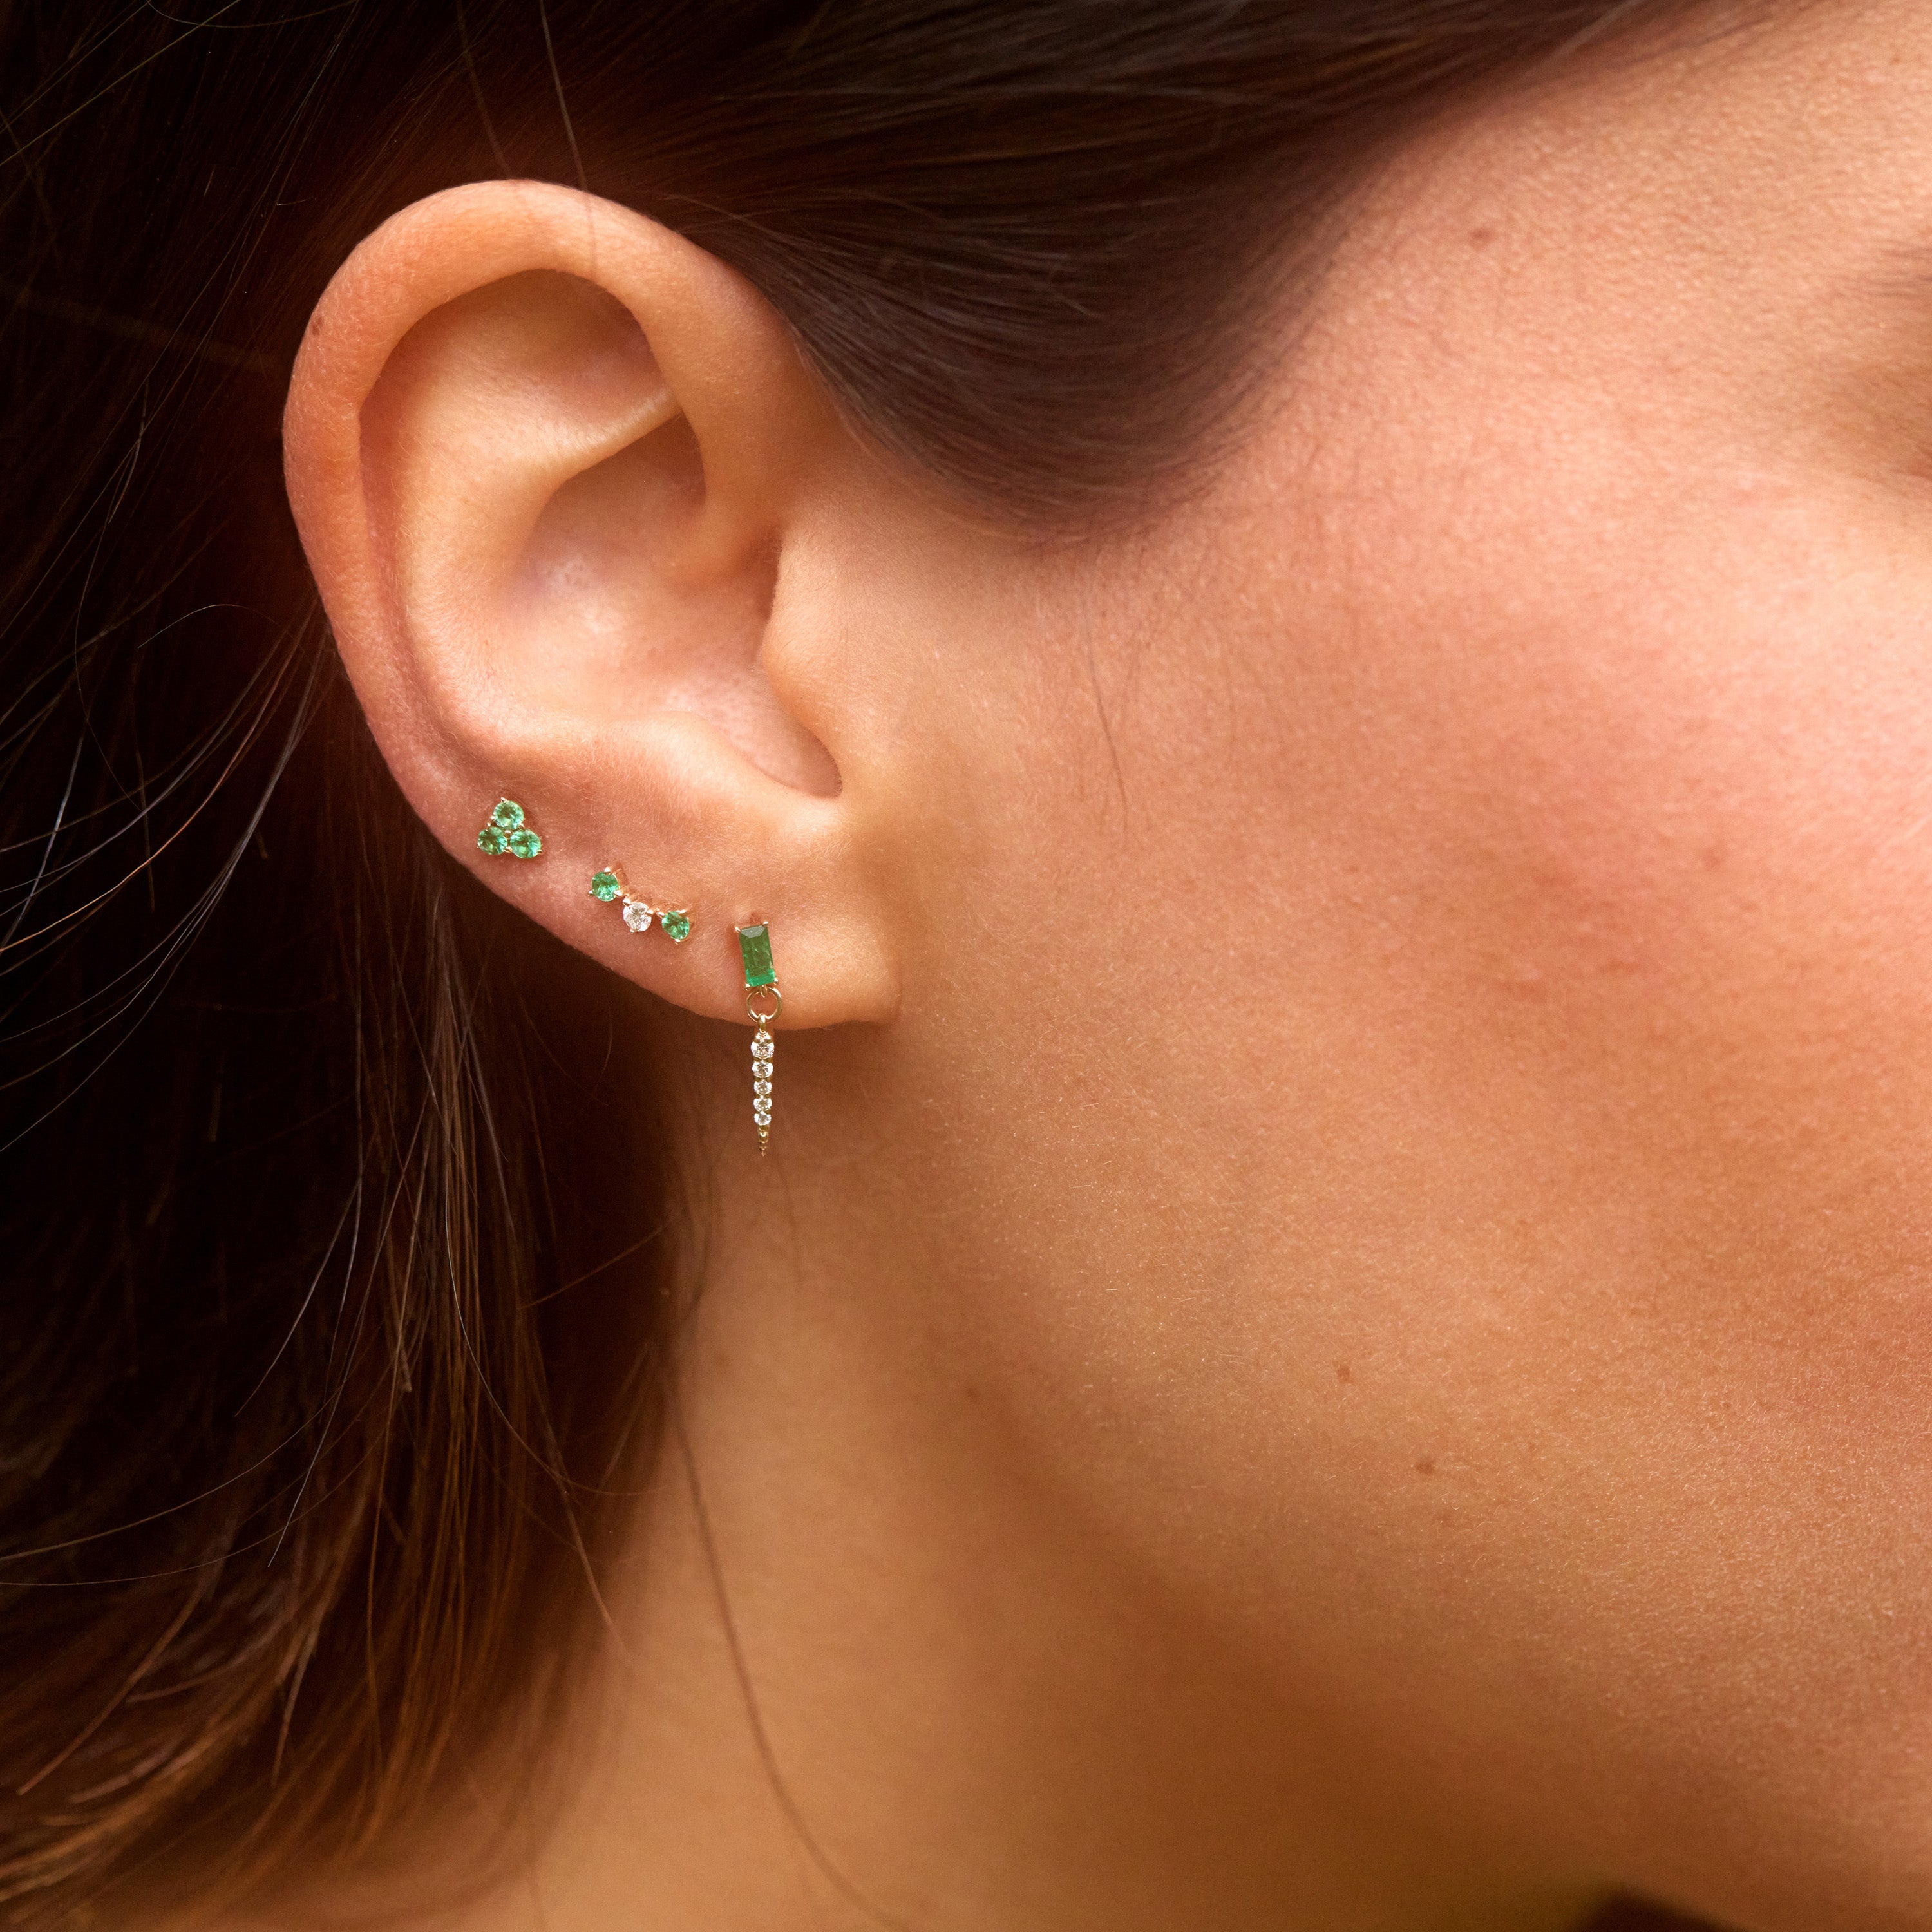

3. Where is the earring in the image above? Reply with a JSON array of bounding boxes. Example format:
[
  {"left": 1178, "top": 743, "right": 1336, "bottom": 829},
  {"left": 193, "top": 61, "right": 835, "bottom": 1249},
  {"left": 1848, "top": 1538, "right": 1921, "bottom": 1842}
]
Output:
[
  {"left": 589, "top": 865, "right": 693, "bottom": 943},
  {"left": 477, "top": 797, "right": 542, "bottom": 858},
  {"left": 737, "top": 921, "right": 781, "bottom": 1155}
]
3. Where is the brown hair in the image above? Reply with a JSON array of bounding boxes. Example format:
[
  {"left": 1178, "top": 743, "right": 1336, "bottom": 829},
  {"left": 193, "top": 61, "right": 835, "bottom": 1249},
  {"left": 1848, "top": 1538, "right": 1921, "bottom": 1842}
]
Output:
[{"left": 0, "top": 2, "right": 1716, "bottom": 1922}]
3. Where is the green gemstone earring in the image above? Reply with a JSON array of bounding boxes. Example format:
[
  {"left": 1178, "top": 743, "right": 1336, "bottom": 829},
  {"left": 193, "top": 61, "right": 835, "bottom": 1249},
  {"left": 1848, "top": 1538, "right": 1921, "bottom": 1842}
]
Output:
[
  {"left": 589, "top": 864, "right": 692, "bottom": 943},
  {"left": 737, "top": 920, "right": 781, "bottom": 1155},
  {"left": 477, "top": 797, "right": 542, "bottom": 858}
]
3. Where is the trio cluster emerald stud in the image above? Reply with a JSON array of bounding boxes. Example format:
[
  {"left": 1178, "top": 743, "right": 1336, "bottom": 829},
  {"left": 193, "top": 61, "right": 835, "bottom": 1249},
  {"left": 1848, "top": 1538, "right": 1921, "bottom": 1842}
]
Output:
[
  {"left": 477, "top": 797, "right": 542, "bottom": 859},
  {"left": 589, "top": 863, "right": 692, "bottom": 944}
]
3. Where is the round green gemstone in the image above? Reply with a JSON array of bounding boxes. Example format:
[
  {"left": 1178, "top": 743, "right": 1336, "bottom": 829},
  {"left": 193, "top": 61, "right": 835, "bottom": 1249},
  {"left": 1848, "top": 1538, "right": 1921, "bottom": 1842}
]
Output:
[
  {"left": 477, "top": 825, "right": 508, "bottom": 856},
  {"left": 507, "top": 828, "right": 542, "bottom": 859},
  {"left": 490, "top": 798, "right": 525, "bottom": 832},
  {"left": 660, "top": 909, "right": 692, "bottom": 943},
  {"left": 589, "top": 869, "right": 623, "bottom": 902}
]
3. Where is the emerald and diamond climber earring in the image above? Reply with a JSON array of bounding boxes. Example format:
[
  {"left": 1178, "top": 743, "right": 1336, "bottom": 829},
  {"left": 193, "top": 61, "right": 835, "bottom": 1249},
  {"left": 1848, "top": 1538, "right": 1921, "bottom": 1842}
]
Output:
[
  {"left": 737, "top": 921, "right": 781, "bottom": 1154},
  {"left": 589, "top": 864, "right": 692, "bottom": 943},
  {"left": 477, "top": 797, "right": 542, "bottom": 858}
]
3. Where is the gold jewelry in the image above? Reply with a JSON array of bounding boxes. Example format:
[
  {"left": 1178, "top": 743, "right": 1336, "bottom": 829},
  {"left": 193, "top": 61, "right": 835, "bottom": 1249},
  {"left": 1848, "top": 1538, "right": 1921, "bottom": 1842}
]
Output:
[
  {"left": 477, "top": 797, "right": 541, "bottom": 858},
  {"left": 589, "top": 865, "right": 692, "bottom": 943},
  {"left": 737, "top": 922, "right": 780, "bottom": 1153}
]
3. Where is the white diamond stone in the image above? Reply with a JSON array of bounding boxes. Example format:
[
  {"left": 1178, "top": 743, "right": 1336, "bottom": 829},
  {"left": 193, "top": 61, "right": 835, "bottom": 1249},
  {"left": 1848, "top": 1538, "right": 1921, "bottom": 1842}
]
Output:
[
  {"left": 752, "top": 1040, "right": 773, "bottom": 1060},
  {"left": 754, "top": 1079, "right": 772, "bottom": 1096},
  {"left": 621, "top": 898, "right": 653, "bottom": 933}
]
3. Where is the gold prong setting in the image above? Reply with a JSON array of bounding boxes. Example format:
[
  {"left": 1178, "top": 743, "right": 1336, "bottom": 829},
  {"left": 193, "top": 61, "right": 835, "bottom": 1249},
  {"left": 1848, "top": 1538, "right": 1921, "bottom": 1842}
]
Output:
[{"left": 591, "top": 865, "right": 692, "bottom": 943}]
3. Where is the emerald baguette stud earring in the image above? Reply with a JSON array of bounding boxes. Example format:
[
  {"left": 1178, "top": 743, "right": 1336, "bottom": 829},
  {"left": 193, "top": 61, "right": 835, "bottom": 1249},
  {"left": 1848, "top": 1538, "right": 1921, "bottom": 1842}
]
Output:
[
  {"left": 589, "top": 864, "right": 692, "bottom": 943},
  {"left": 477, "top": 797, "right": 542, "bottom": 858},
  {"left": 737, "top": 920, "right": 781, "bottom": 1155}
]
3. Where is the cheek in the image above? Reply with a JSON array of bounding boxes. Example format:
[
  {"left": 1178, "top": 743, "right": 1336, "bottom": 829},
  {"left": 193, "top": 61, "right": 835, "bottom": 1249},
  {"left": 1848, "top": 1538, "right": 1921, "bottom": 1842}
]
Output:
[
  {"left": 1212, "top": 443, "right": 1932, "bottom": 1560},
  {"left": 1263, "top": 424, "right": 1932, "bottom": 1213},
  {"left": 1083, "top": 457, "right": 1932, "bottom": 1880},
  {"left": 1253, "top": 325, "right": 1932, "bottom": 1180}
]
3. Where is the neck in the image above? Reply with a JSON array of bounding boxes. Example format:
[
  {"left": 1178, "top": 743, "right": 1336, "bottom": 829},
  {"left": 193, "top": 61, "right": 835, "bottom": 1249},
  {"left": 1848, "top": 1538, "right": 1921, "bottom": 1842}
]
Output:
[{"left": 232, "top": 1042, "right": 1607, "bottom": 1932}]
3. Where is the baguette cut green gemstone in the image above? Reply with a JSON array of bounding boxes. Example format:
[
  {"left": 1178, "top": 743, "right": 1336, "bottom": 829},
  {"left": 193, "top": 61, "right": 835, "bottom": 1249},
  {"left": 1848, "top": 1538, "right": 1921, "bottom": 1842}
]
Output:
[
  {"left": 589, "top": 868, "right": 622, "bottom": 901},
  {"left": 661, "top": 909, "right": 692, "bottom": 943},
  {"left": 490, "top": 798, "right": 525, "bottom": 832},
  {"left": 737, "top": 923, "right": 776, "bottom": 988}
]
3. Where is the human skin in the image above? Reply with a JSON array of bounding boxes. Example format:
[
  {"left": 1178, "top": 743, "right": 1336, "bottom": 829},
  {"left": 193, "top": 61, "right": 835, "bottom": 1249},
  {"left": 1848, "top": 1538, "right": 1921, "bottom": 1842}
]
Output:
[{"left": 256, "top": 2, "right": 1932, "bottom": 1927}]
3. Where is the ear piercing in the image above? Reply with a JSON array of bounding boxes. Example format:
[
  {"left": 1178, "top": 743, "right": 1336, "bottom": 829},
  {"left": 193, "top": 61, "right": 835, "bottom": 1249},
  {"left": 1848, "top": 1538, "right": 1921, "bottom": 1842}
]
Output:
[
  {"left": 737, "top": 921, "right": 781, "bottom": 1155},
  {"left": 511, "top": 815, "right": 778, "bottom": 1155},
  {"left": 477, "top": 797, "right": 542, "bottom": 858},
  {"left": 589, "top": 864, "right": 692, "bottom": 943}
]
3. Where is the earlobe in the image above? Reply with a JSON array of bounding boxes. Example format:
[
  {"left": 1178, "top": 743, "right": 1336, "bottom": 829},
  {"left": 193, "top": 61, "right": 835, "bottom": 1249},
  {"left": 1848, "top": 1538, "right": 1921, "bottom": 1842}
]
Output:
[{"left": 282, "top": 180, "right": 898, "bottom": 1029}]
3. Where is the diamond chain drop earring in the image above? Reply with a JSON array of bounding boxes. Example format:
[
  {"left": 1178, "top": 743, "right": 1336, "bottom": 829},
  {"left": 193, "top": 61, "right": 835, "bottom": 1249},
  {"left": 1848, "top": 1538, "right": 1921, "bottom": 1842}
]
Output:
[{"left": 737, "top": 921, "right": 781, "bottom": 1154}]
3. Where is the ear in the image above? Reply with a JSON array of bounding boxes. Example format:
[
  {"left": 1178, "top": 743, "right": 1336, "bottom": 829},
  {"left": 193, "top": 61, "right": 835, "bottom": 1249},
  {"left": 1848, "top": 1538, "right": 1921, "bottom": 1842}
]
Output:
[{"left": 283, "top": 180, "right": 898, "bottom": 1028}]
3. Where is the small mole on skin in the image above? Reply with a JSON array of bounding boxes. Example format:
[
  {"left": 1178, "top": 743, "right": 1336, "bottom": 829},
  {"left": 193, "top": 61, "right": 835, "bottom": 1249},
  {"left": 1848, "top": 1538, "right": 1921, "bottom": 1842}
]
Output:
[
  {"left": 1468, "top": 225, "right": 1497, "bottom": 248},
  {"left": 1336, "top": 1363, "right": 1353, "bottom": 1385},
  {"left": 1415, "top": 1457, "right": 1437, "bottom": 1476}
]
